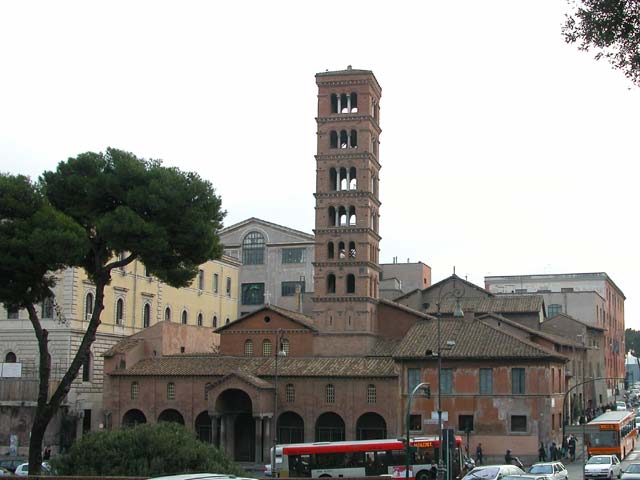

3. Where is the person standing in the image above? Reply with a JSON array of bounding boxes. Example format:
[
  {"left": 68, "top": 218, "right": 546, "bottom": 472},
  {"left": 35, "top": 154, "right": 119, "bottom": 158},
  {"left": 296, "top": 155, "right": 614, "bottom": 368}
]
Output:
[
  {"left": 550, "top": 442, "right": 557, "bottom": 461},
  {"left": 505, "top": 449, "right": 513, "bottom": 465},
  {"left": 538, "top": 442, "right": 547, "bottom": 461},
  {"left": 568, "top": 435, "right": 576, "bottom": 462},
  {"left": 476, "top": 443, "right": 483, "bottom": 465},
  {"left": 43, "top": 445, "right": 51, "bottom": 461}
]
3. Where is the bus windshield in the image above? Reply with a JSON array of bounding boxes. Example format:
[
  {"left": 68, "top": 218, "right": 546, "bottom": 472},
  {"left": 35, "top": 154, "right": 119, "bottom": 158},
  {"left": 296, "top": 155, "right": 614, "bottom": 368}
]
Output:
[{"left": 588, "top": 431, "right": 618, "bottom": 448}]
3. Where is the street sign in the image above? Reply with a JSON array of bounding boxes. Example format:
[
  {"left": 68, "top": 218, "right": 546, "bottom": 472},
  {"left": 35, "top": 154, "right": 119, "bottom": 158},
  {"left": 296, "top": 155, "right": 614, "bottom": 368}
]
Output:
[
  {"left": 564, "top": 424, "right": 601, "bottom": 435},
  {"left": 431, "top": 411, "right": 449, "bottom": 421},
  {"left": 423, "top": 419, "right": 438, "bottom": 425}
]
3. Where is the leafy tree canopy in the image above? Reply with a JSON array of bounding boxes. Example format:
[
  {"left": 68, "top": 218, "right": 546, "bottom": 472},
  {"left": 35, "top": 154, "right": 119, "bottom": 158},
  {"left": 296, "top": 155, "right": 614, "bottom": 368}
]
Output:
[
  {"left": 42, "top": 147, "right": 225, "bottom": 286},
  {"left": 51, "top": 422, "right": 246, "bottom": 477},
  {"left": 626, "top": 328, "right": 640, "bottom": 354},
  {"left": 0, "top": 174, "right": 87, "bottom": 308},
  {"left": 563, "top": 0, "right": 640, "bottom": 87}
]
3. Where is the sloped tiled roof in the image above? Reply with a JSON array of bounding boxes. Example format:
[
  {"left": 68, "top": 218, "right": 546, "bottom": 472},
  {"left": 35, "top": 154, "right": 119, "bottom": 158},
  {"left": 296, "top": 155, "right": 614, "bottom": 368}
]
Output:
[
  {"left": 423, "top": 295, "right": 543, "bottom": 314},
  {"left": 103, "top": 338, "right": 144, "bottom": 357},
  {"left": 394, "top": 318, "right": 566, "bottom": 361},
  {"left": 544, "top": 313, "right": 606, "bottom": 332},
  {"left": 477, "top": 313, "right": 585, "bottom": 349},
  {"left": 111, "top": 355, "right": 397, "bottom": 378},
  {"left": 378, "top": 298, "right": 434, "bottom": 319},
  {"left": 215, "top": 304, "right": 317, "bottom": 333}
]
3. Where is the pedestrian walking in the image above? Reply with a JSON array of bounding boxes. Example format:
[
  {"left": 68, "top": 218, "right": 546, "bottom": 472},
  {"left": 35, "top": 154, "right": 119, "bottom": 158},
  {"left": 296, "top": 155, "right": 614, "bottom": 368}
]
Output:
[
  {"left": 476, "top": 443, "right": 483, "bottom": 465},
  {"left": 568, "top": 435, "right": 576, "bottom": 462},
  {"left": 550, "top": 442, "right": 557, "bottom": 461},
  {"left": 505, "top": 449, "right": 513, "bottom": 465}
]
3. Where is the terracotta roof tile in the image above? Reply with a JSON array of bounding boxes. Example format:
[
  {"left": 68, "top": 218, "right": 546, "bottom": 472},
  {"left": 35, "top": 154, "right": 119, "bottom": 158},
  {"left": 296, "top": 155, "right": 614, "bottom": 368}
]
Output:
[
  {"left": 424, "top": 295, "right": 543, "bottom": 314},
  {"left": 394, "top": 318, "right": 566, "bottom": 361},
  {"left": 103, "top": 338, "right": 144, "bottom": 357},
  {"left": 111, "top": 355, "right": 397, "bottom": 378}
]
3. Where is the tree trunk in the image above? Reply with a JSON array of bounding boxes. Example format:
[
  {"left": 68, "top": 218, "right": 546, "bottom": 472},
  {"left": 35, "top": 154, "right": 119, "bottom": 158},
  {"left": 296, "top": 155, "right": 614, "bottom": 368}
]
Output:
[{"left": 25, "top": 274, "right": 108, "bottom": 473}]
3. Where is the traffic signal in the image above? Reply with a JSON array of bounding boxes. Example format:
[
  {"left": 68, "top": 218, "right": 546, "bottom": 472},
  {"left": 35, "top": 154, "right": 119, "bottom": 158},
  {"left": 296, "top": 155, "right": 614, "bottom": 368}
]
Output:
[{"left": 421, "top": 385, "right": 431, "bottom": 398}]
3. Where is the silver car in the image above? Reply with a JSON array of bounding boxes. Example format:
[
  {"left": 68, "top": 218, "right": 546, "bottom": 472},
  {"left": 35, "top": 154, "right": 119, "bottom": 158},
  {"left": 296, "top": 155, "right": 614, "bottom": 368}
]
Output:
[
  {"left": 584, "top": 455, "right": 622, "bottom": 480},
  {"left": 462, "top": 465, "right": 526, "bottom": 480},
  {"left": 528, "top": 462, "right": 569, "bottom": 480},
  {"left": 621, "top": 464, "right": 640, "bottom": 480}
]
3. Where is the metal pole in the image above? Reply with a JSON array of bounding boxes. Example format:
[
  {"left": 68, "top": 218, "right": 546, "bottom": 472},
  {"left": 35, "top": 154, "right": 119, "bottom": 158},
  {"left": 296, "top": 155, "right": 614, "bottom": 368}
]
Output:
[
  {"left": 271, "top": 329, "right": 281, "bottom": 478},
  {"left": 407, "top": 382, "right": 430, "bottom": 480},
  {"left": 437, "top": 305, "right": 443, "bottom": 480}
]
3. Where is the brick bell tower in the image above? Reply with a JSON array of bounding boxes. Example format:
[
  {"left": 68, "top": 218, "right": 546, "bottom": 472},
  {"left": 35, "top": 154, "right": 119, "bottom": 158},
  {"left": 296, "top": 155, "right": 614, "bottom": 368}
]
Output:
[{"left": 312, "top": 66, "right": 382, "bottom": 338}]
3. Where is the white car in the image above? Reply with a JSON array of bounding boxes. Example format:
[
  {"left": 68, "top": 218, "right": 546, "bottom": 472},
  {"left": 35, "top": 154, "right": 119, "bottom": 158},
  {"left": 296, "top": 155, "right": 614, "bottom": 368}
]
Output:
[
  {"left": 13, "top": 463, "right": 53, "bottom": 477},
  {"left": 584, "top": 455, "right": 622, "bottom": 480},
  {"left": 462, "top": 465, "right": 526, "bottom": 480},
  {"left": 616, "top": 400, "right": 627, "bottom": 411},
  {"left": 528, "top": 462, "right": 568, "bottom": 480},
  {"left": 622, "top": 463, "right": 640, "bottom": 480},
  {"left": 149, "top": 474, "right": 258, "bottom": 480}
]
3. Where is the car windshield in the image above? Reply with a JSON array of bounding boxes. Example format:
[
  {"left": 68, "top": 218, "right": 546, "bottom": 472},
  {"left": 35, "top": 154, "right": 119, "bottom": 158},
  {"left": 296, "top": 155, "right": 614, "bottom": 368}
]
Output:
[
  {"left": 529, "top": 466, "right": 553, "bottom": 474},
  {"left": 625, "top": 464, "right": 640, "bottom": 473},
  {"left": 464, "top": 467, "right": 499, "bottom": 480},
  {"left": 588, "top": 457, "right": 611, "bottom": 465}
]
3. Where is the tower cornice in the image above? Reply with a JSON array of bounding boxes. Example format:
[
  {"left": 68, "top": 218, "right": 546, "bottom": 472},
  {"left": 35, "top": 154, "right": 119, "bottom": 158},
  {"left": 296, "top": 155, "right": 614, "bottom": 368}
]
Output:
[
  {"left": 313, "top": 227, "right": 381, "bottom": 242},
  {"left": 311, "top": 296, "right": 380, "bottom": 305},
  {"left": 314, "top": 191, "right": 381, "bottom": 207},
  {"left": 316, "top": 115, "right": 382, "bottom": 134},
  {"left": 312, "top": 260, "right": 382, "bottom": 272},
  {"left": 315, "top": 77, "right": 382, "bottom": 97},
  {"left": 315, "top": 152, "right": 381, "bottom": 171}
]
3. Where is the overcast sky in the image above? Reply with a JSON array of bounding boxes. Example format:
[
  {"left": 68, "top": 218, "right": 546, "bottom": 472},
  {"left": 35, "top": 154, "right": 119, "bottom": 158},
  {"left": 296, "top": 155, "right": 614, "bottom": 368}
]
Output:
[{"left": 1, "top": 1, "right": 638, "bottom": 328}]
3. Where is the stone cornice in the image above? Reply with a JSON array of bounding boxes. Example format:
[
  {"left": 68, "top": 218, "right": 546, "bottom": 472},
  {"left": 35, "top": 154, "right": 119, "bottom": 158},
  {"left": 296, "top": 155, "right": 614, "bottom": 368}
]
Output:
[
  {"left": 314, "top": 191, "right": 381, "bottom": 207},
  {"left": 316, "top": 115, "right": 382, "bottom": 134},
  {"left": 312, "top": 296, "right": 380, "bottom": 305},
  {"left": 315, "top": 152, "right": 381, "bottom": 171},
  {"left": 312, "top": 260, "right": 382, "bottom": 272},
  {"left": 314, "top": 227, "right": 382, "bottom": 242},
  {"left": 315, "top": 77, "right": 382, "bottom": 97}
]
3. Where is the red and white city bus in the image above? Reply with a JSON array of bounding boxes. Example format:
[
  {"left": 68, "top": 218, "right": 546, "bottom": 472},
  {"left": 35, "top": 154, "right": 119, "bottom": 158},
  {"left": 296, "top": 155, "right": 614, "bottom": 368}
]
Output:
[
  {"left": 270, "top": 436, "right": 463, "bottom": 479},
  {"left": 586, "top": 410, "right": 637, "bottom": 459}
]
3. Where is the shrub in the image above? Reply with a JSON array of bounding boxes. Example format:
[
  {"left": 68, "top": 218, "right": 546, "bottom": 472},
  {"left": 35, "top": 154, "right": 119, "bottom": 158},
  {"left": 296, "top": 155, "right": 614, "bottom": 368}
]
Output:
[{"left": 51, "top": 422, "right": 246, "bottom": 477}]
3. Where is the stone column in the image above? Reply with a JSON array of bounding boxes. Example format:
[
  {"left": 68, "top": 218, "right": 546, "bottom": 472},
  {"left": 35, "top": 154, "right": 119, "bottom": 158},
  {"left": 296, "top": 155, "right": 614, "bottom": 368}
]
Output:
[
  {"left": 263, "top": 414, "right": 272, "bottom": 464},
  {"left": 254, "top": 416, "right": 263, "bottom": 462},
  {"left": 219, "top": 414, "right": 227, "bottom": 455},
  {"left": 347, "top": 95, "right": 351, "bottom": 113},
  {"left": 211, "top": 415, "right": 219, "bottom": 447},
  {"left": 337, "top": 96, "right": 342, "bottom": 114},
  {"left": 227, "top": 414, "right": 236, "bottom": 460}
]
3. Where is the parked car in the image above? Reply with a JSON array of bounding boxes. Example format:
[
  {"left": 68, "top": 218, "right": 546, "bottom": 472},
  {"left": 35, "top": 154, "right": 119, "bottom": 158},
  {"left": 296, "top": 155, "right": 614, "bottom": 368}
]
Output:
[
  {"left": 149, "top": 475, "right": 258, "bottom": 480},
  {"left": 0, "top": 458, "right": 26, "bottom": 474},
  {"left": 462, "top": 465, "right": 526, "bottom": 480},
  {"left": 622, "top": 464, "right": 640, "bottom": 480},
  {"left": 528, "top": 462, "right": 569, "bottom": 480},
  {"left": 0, "top": 467, "right": 12, "bottom": 476},
  {"left": 504, "top": 475, "right": 553, "bottom": 480},
  {"left": 13, "top": 462, "right": 54, "bottom": 477},
  {"left": 584, "top": 455, "right": 622, "bottom": 480}
]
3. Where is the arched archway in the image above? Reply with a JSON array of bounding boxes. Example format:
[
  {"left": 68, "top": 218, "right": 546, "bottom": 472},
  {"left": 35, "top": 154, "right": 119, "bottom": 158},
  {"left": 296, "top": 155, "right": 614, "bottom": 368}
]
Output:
[
  {"left": 315, "top": 412, "right": 345, "bottom": 442},
  {"left": 215, "top": 389, "right": 255, "bottom": 461},
  {"left": 158, "top": 409, "right": 185, "bottom": 425},
  {"left": 356, "top": 412, "right": 387, "bottom": 440},
  {"left": 195, "top": 411, "right": 212, "bottom": 443},
  {"left": 122, "top": 409, "right": 146, "bottom": 427},
  {"left": 278, "top": 411, "right": 304, "bottom": 444}
]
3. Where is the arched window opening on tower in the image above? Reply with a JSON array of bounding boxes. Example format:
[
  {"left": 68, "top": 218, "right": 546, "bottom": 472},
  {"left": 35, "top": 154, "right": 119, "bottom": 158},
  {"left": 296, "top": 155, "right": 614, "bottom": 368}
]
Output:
[
  {"left": 165, "top": 307, "right": 171, "bottom": 322},
  {"left": 338, "top": 206, "right": 347, "bottom": 226},
  {"left": 349, "top": 206, "right": 357, "bottom": 226},
  {"left": 350, "top": 130, "right": 358, "bottom": 148},
  {"left": 338, "top": 241, "right": 346, "bottom": 259},
  {"left": 347, "top": 274, "right": 356, "bottom": 294},
  {"left": 349, "top": 167, "right": 357, "bottom": 190},
  {"left": 349, "top": 241, "right": 356, "bottom": 258},
  {"left": 339, "top": 167, "right": 348, "bottom": 190},
  {"left": 350, "top": 92, "right": 358, "bottom": 112},
  {"left": 340, "top": 94, "right": 349, "bottom": 113},
  {"left": 331, "top": 94, "right": 338, "bottom": 113},
  {"left": 328, "top": 242, "right": 334, "bottom": 259},
  {"left": 340, "top": 130, "right": 349, "bottom": 149},
  {"left": 329, "top": 168, "right": 337, "bottom": 191},
  {"left": 328, "top": 206, "right": 337, "bottom": 227},
  {"left": 327, "top": 274, "right": 336, "bottom": 294},
  {"left": 330, "top": 131, "right": 338, "bottom": 148}
]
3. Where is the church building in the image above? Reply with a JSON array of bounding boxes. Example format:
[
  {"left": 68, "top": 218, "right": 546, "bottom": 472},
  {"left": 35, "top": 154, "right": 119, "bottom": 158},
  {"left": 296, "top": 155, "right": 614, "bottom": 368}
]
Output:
[{"left": 102, "top": 68, "right": 569, "bottom": 464}]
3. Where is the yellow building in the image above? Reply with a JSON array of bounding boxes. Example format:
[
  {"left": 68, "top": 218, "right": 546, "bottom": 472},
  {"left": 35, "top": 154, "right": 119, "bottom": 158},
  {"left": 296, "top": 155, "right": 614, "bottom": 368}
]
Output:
[
  {"left": 0, "top": 255, "right": 239, "bottom": 452},
  {"left": 76, "top": 254, "right": 240, "bottom": 336}
]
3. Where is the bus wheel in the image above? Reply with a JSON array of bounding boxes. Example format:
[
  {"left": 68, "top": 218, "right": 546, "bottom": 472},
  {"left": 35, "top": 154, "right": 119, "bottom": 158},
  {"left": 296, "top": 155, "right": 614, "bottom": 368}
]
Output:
[
  {"left": 319, "top": 475, "right": 331, "bottom": 478},
  {"left": 416, "top": 470, "right": 430, "bottom": 480}
]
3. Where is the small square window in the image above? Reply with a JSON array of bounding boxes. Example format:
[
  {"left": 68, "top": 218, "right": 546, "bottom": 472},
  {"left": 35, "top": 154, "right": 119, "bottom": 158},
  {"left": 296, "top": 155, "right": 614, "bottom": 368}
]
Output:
[
  {"left": 511, "top": 415, "right": 527, "bottom": 432},
  {"left": 458, "top": 415, "right": 474, "bottom": 432}
]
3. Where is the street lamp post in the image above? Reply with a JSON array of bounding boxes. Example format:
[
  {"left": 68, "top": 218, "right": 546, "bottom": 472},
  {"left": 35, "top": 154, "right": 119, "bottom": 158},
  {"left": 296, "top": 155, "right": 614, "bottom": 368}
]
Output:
[
  {"left": 406, "top": 382, "right": 431, "bottom": 480},
  {"left": 271, "top": 329, "right": 287, "bottom": 478},
  {"left": 431, "top": 276, "right": 465, "bottom": 480}
]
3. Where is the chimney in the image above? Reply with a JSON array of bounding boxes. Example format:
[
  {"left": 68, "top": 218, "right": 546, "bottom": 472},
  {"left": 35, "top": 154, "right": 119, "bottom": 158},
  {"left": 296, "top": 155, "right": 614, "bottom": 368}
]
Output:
[{"left": 464, "top": 308, "right": 475, "bottom": 323}]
